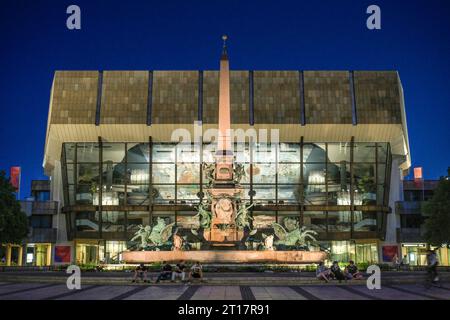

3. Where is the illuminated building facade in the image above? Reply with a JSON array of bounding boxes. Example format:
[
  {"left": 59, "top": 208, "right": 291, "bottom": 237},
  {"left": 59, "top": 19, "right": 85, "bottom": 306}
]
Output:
[{"left": 41, "top": 47, "right": 411, "bottom": 265}]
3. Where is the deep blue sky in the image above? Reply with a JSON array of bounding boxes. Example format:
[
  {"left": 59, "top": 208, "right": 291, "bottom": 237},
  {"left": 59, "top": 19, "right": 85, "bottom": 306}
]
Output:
[{"left": 0, "top": 0, "right": 449, "bottom": 198}]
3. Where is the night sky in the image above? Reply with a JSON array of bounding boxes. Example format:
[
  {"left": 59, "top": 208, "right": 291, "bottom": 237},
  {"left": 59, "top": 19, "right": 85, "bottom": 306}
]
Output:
[{"left": 0, "top": 0, "right": 449, "bottom": 198}]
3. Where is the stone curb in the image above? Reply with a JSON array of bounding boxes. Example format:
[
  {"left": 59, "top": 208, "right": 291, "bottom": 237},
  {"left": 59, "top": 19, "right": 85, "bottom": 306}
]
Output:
[{"left": 1, "top": 275, "right": 448, "bottom": 286}]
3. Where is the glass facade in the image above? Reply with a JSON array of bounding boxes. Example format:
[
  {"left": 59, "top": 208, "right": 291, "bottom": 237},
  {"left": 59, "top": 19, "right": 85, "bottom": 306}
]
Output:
[{"left": 62, "top": 141, "right": 391, "bottom": 242}]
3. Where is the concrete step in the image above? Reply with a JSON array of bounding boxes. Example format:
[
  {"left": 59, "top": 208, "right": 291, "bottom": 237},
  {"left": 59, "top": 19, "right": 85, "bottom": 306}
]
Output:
[{"left": 1, "top": 274, "right": 447, "bottom": 286}]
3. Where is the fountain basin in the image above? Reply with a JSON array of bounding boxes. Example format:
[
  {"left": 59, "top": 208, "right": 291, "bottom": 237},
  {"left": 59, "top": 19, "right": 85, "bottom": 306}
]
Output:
[{"left": 122, "top": 250, "right": 327, "bottom": 264}]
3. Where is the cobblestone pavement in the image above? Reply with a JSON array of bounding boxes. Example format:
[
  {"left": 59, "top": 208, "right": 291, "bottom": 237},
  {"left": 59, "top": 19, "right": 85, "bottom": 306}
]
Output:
[{"left": 0, "top": 282, "right": 449, "bottom": 300}]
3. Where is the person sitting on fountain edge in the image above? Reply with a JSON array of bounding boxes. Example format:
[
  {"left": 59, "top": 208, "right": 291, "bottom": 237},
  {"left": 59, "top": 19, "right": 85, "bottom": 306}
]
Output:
[
  {"left": 132, "top": 263, "right": 149, "bottom": 283},
  {"left": 155, "top": 261, "right": 173, "bottom": 283}
]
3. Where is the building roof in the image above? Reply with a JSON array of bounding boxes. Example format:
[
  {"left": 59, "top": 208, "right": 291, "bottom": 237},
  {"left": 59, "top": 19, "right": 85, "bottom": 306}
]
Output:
[{"left": 43, "top": 70, "right": 411, "bottom": 175}]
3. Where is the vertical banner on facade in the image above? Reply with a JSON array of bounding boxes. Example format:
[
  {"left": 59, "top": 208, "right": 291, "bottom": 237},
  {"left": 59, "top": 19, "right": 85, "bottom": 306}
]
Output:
[
  {"left": 10, "top": 166, "right": 21, "bottom": 193},
  {"left": 413, "top": 167, "right": 423, "bottom": 180},
  {"left": 382, "top": 245, "right": 399, "bottom": 262},
  {"left": 54, "top": 246, "right": 71, "bottom": 263}
]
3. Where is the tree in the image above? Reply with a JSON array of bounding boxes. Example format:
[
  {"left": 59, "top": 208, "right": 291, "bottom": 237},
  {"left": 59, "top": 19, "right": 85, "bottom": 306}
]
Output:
[
  {"left": 423, "top": 173, "right": 450, "bottom": 247},
  {"left": 0, "top": 170, "right": 29, "bottom": 244}
]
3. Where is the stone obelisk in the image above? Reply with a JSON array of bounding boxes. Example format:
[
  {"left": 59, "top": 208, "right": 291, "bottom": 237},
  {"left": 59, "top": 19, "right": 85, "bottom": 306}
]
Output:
[{"left": 204, "top": 36, "right": 244, "bottom": 244}]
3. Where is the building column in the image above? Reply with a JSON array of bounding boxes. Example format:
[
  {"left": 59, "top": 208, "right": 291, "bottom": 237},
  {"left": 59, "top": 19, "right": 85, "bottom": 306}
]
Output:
[
  {"left": 47, "top": 244, "right": 52, "bottom": 266},
  {"left": 17, "top": 246, "right": 23, "bottom": 266},
  {"left": 5, "top": 244, "right": 12, "bottom": 266}
]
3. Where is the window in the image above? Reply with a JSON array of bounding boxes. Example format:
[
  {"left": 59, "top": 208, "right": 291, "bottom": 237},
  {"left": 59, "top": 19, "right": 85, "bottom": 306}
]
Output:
[
  {"left": 30, "top": 215, "right": 52, "bottom": 228},
  {"left": 400, "top": 214, "right": 424, "bottom": 228}
]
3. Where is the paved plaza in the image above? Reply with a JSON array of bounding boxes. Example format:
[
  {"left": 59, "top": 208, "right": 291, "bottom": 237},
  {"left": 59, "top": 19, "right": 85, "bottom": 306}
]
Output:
[{"left": 0, "top": 282, "right": 449, "bottom": 300}]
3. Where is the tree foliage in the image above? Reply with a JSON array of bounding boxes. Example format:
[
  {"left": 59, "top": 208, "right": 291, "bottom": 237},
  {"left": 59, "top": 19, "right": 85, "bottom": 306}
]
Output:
[
  {"left": 423, "top": 176, "right": 450, "bottom": 247},
  {"left": 0, "top": 170, "right": 29, "bottom": 244}
]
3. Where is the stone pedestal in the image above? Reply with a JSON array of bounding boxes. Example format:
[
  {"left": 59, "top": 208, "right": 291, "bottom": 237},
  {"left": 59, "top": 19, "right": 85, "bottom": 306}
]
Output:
[{"left": 204, "top": 187, "right": 244, "bottom": 243}]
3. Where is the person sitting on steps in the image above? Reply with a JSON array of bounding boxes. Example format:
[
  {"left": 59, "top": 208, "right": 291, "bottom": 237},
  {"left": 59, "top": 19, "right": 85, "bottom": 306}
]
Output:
[
  {"left": 188, "top": 261, "right": 204, "bottom": 283},
  {"left": 155, "top": 261, "right": 173, "bottom": 283},
  {"left": 344, "top": 260, "right": 363, "bottom": 280},
  {"left": 316, "top": 261, "right": 331, "bottom": 283},
  {"left": 132, "top": 263, "right": 149, "bottom": 283},
  {"left": 171, "top": 260, "right": 186, "bottom": 282},
  {"left": 330, "top": 261, "right": 346, "bottom": 282}
]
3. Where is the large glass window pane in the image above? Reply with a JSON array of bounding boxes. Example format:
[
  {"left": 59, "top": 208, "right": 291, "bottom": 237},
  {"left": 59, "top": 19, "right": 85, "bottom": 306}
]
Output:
[
  {"left": 327, "top": 162, "right": 350, "bottom": 186},
  {"left": 278, "top": 164, "right": 300, "bottom": 183},
  {"left": 153, "top": 185, "right": 175, "bottom": 203},
  {"left": 252, "top": 211, "right": 276, "bottom": 229},
  {"left": 253, "top": 144, "right": 276, "bottom": 163},
  {"left": 104, "top": 241, "right": 127, "bottom": 263},
  {"left": 277, "top": 213, "right": 301, "bottom": 227},
  {"left": 303, "top": 163, "right": 326, "bottom": 184},
  {"left": 252, "top": 164, "right": 276, "bottom": 183},
  {"left": 102, "top": 163, "right": 126, "bottom": 185},
  {"left": 328, "top": 211, "right": 351, "bottom": 232},
  {"left": 127, "top": 185, "right": 149, "bottom": 205},
  {"left": 241, "top": 184, "right": 251, "bottom": 200},
  {"left": 353, "top": 211, "right": 377, "bottom": 232},
  {"left": 303, "top": 143, "right": 326, "bottom": 162},
  {"left": 127, "top": 143, "right": 150, "bottom": 163},
  {"left": 152, "top": 164, "right": 175, "bottom": 183},
  {"left": 127, "top": 212, "right": 150, "bottom": 234},
  {"left": 354, "top": 163, "right": 377, "bottom": 205},
  {"left": 353, "top": 143, "right": 376, "bottom": 162},
  {"left": 151, "top": 213, "right": 175, "bottom": 225},
  {"left": 277, "top": 185, "right": 300, "bottom": 202},
  {"left": 177, "top": 164, "right": 200, "bottom": 183},
  {"left": 304, "top": 185, "right": 326, "bottom": 205},
  {"left": 68, "top": 185, "right": 75, "bottom": 205},
  {"left": 102, "top": 143, "right": 125, "bottom": 163},
  {"left": 202, "top": 143, "right": 216, "bottom": 163},
  {"left": 303, "top": 211, "right": 327, "bottom": 234},
  {"left": 234, "top": 143, "right": 250, "bottom": 163},
  {"left": 327, "top": 143, "right": 351, "bottom": 162},
  {"left": 77, "top": 143, "right": 99, "bottom": 162},
  {"left": 376, "top": 143, "right": 388, "bottom": 163},
  {"left": 177, "top": 144, "right": 200, "bottom": 163},
  {"left": 77, "top": 163, "right": 100, "bottom": 185},
  {"left": 377, "top": 164, "right": 386, "bottom": 185},
  {"left": 75, "top": 212, "right": 100, "bottom": 232},
  {"left": 237, "top": 164, "right": 251, "bottom": 184},
  {"left": 176, "top": 212, "right": 200, "bottom": 229},
  {"left": 377, "top": 185, "right": 385, "bottom": 205},
  {"left": 76, "top": 184, "right": 94, "bottom": 204},
  {"left": 66, "top": 164, "right": 74, "bottom": 184},
  {"left": 152, "top": 144, "right": 175, "bottom": 163},
  {"left": 253, "top": 185, "right": 276, "bottom": 201},
  {"left": 355, "top": 243, "right": 378, "bottom": 264},
  {"left": 64, "top": 143, "right": 76, "bottom": 162},
  {"left": 278, "top": 143, "right": 300, "bottom": 163},
  {"left": 93, "top": 190, "right": 121, "bottom": 205},
  {"left": 127, "top": 163, "right": 149, "bottom": 184},
  {"left": 102, "top": 211, "right": 125, "bottom": 233},
  {"left": 330, "top": 241, "right": 355, "bottom": 263},
  {"left": 177, "top": 185, "right": 200, "bottom": 201}
]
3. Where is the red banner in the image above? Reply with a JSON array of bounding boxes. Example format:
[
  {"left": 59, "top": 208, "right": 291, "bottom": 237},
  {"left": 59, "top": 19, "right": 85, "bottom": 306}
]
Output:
[
  {"left": 414, "top": 167, "right": 423, "bottom": 180},
  {"left": 10, "top": 166, "right": 21, "bottom": 190},
  {"left": 54, "top": 246, "right": 71, "bottom": 263},
  {"left": 382, "top": 245, "right": 399, "bottom": 262}
]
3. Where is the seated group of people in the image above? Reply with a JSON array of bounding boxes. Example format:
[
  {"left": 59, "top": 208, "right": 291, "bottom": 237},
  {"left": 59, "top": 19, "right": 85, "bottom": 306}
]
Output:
[
  {"left": 316, "top": 260, "right": 363, "bottom": 283},
  {"left": 132, "top": 261, "right": 203, "bottom": 283}
]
